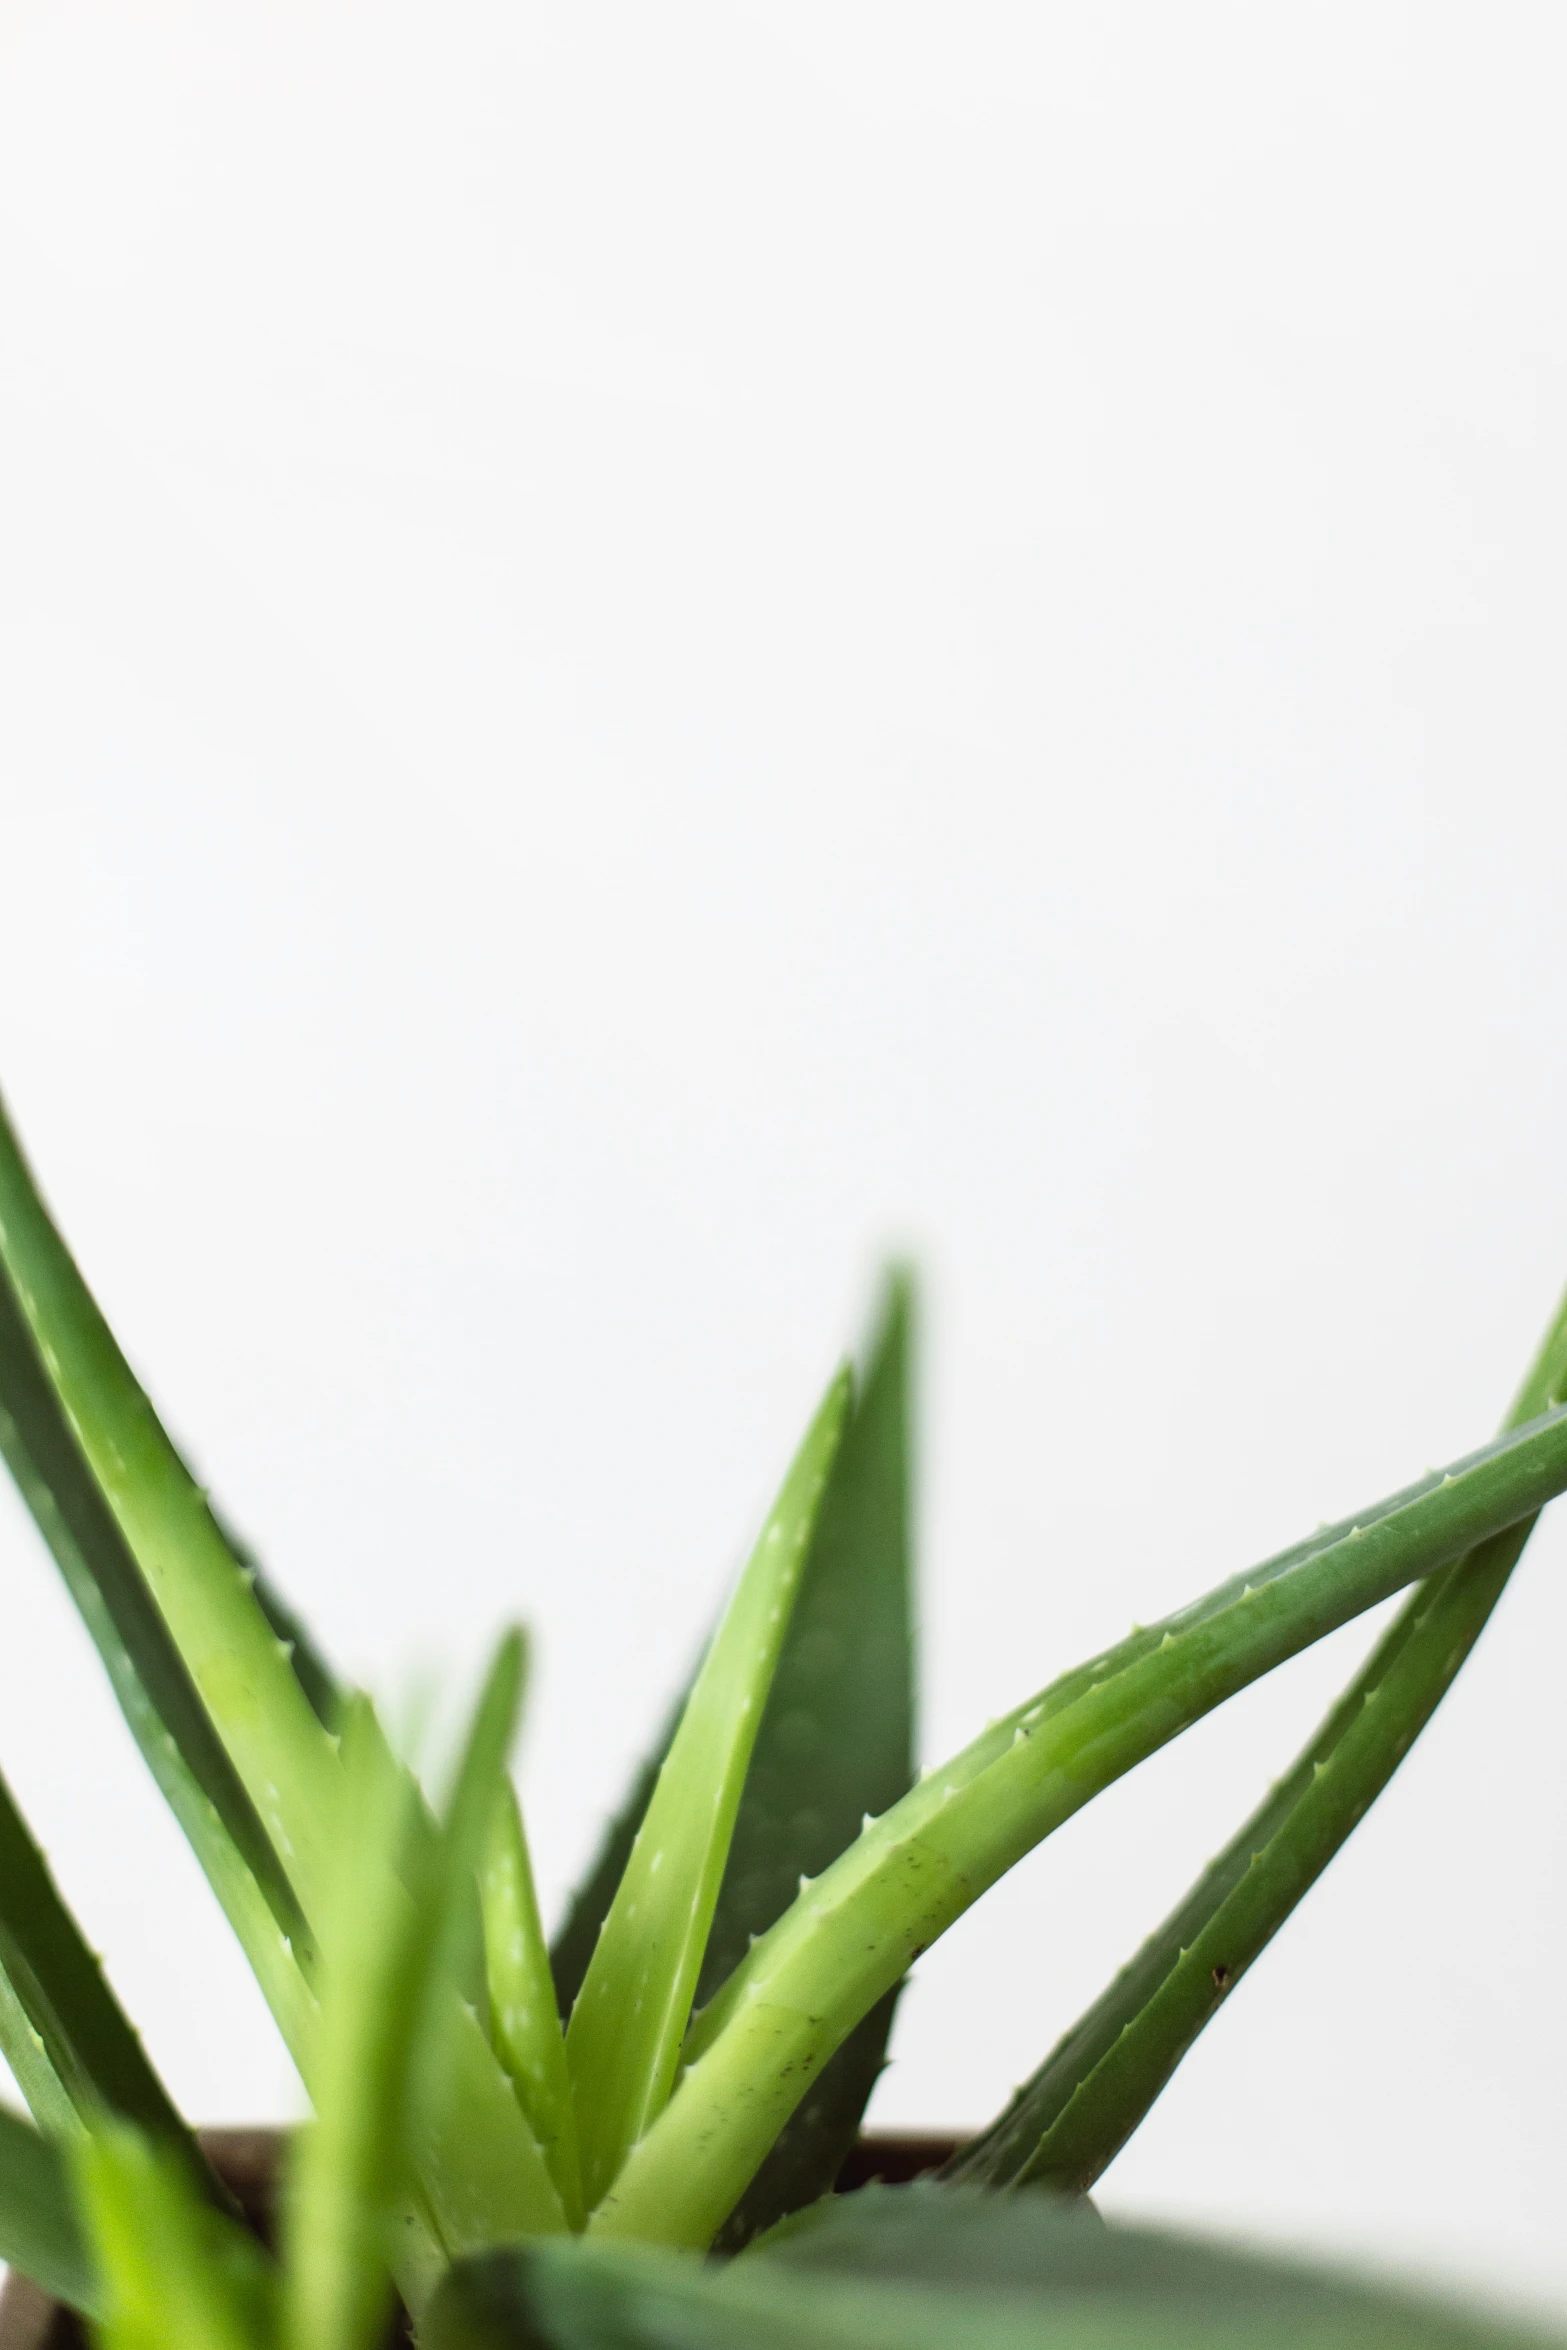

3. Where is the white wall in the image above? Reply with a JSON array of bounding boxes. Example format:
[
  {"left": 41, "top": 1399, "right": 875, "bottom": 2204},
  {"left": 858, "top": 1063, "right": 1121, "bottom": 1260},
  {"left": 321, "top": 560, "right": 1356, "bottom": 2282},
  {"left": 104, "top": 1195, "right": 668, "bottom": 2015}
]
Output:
[{"left": 0, "top": 0, "right": 1565, "bottom": 2316}]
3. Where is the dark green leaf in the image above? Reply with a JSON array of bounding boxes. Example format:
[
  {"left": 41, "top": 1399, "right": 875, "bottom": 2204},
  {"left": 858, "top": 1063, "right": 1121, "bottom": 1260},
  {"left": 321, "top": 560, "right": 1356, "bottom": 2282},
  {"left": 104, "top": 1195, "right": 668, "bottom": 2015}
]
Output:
[
  {"left": 428, "top": 2187, "right": 1560, "bottom": 2350},
  {"left": 0, "top": 1758, "right": 218, "bottom": 2198},
  {"left": 0, "top": 1232, "right": 313, "bottom": 2022},
  {"left": 950, "top": 1284, "right": 1567, "bottom": 2194},
  {"left": 0, "top": 2103, "right": 98, "bottom": 2315},
  {"left": 0, "top": 1095, "right": 341, "bottom": 1965},
  {"left": 605, "top": 1395, "right": 1567, "bottom": 2251},
  {"left": 701, "top": 1273, "right": 917, "bottom": 2250}
]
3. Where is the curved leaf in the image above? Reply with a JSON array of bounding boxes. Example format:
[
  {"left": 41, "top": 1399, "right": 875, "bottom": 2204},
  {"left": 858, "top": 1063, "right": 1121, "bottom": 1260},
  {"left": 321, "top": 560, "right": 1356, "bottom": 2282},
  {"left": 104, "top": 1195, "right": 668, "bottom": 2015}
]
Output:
[
  {"left": 949, "top": 1283, "right": 1567, "bottom": 2193},
  {"left": 597, "top": 1399, "right": 1567, "bottom": 2247}
]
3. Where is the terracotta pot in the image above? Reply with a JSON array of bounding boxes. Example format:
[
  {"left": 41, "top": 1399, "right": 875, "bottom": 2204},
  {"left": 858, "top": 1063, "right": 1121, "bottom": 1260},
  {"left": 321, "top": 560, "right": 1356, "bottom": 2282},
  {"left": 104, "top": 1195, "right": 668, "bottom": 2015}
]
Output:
[{"left": 0, "top": 2131, "right": 963, "bottom": 2348}]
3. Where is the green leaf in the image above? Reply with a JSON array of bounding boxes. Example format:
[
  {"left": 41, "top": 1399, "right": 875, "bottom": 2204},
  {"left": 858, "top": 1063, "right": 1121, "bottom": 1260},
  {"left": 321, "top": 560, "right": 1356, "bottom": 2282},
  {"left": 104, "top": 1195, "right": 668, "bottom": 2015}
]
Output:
[
  {"left": 950, "top": 1282, "right": 1567, "bottom": 2195},
  {"left": 282, "top": 1698, "right": 438, "bottom": 2350},
  {"left": 549, "top": 1685, "right": 684, "bottom": 2023},
  {"left": 0, "top": 1754, "right": 213, "bottom": 2184},
  {"left": 76, "top": 2125, "right": 276, "bottom": 2350},
  {"left": 0, "top": 1095, "right": 344, "bottom": 1935},
  {"left": 701, "top": 1272, "right": 917, "bottom": 2251},
  {"left": 566, "top": 1369, "right": 852, "bottom": 2213},
  {"left": 213, "top": 1507, "right": 343, "bottom": 1735},
  {"left": 286, "top": 1648, "right": 567, "bottom": 2344},
  {"left": 0, "top": 2102, "right": 98, "bottom": 2314},
  {"left": 427, "top": 2187, "right": 1560, "bottom": 2350},
  {"left": 596, "top": 1398, "right": 1567, "bottom": 2248},
  {"left": 408, "top": 1634, "right": 569, "bottom": 2265},
  {"left": 0, "top": 1957, "right": 78, "bottom": 2139},
  {"left": 0, "top": 1227, "right": 313, "bottom": 2057},
  {"left": 484, "top": 1780, "right": 583, "bottom": 2226}
]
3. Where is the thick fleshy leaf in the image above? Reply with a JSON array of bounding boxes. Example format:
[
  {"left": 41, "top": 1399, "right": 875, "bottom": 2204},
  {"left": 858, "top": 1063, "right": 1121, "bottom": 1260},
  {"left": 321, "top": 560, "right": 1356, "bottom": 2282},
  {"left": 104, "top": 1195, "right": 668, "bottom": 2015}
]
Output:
[
  {"left": 285, "top": 1645, "right": 566, "bottom": 2347},
  {"left": 0, "top": 1231, "right": 312, "bottom": 2053},
  {"left": 950, "top": 1281, "right": 1567, "bottom": 2194},
  {"left": 213, "top": 1507, "right": 343, "bottom": 1735},
  {"left": 700, "top": 1275, "right": 916, "bottom": 2250},
  {"left": 428, "top": 2186, "right": 1558, "bottom": 2350},
  {"left": 0, "top": 2102, "right": 97, "bottom": 2314},
  {"left": 566, "top": 1371, "right": 850, "bottom": 2212},
  {"left": 549, "top": 1685, "right": 685, "bottom": 2023},
  {"left": 0, "top": 1098, "right": 344, "bottom": 1931},
  {"left": 595, "top": 1399, "right": 1567, "bottom": 2248},
  {"left": 484, "top": 1780, "right": 582, "bottom": 2225},
  {"left": 0, "top": 1756, "right": 215, "bottom": 2193},
  {"left": 282, "top": 1700, "right": 435, "bottom": 2350},
  {"left": 76, "top": 2126, "right": 275, "bottom": 2350}
]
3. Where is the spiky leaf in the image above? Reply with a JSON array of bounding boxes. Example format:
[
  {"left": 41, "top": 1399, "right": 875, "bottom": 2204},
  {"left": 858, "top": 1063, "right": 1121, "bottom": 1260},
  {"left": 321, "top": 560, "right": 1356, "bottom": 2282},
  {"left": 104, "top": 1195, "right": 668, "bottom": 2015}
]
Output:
[
  {"left": 701, "top": 1274, "right": 916, "bottom": 2249},
  {"left": 484, "top": 1780, "right": 582, "bottom": 2225},
  {"left": 566, "top": 1370, "right": 850, "bottom": 2211},
  {"left": 0, "top": 1222, "right": 311, "bottom": 2051},
  {"left": 596, "top": 1399, "right": 1567, "bottom": 2247},
  {"left": 950, "top": 1282, "right": 1567, "bottom": 2193}
]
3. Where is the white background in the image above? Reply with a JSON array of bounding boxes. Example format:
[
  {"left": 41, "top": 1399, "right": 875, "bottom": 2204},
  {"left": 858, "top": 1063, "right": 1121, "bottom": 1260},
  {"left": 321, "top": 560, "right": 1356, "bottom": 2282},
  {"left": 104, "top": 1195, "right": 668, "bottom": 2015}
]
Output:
[{"left": 0, "top": 0, "right": 1565, "bottom": 2318}]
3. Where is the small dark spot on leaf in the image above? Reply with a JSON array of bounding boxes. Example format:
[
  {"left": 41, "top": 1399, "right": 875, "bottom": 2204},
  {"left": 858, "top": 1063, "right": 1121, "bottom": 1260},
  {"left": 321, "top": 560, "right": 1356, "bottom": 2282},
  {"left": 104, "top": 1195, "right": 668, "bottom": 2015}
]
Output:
[{"left": 1212, "top": 1963, "right": 1230, "bottom": 1989}]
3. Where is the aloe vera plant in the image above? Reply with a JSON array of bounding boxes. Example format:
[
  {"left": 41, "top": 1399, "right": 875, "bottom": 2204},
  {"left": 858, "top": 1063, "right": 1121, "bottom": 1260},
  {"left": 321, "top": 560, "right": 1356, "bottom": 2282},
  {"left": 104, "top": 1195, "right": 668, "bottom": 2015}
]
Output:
[{"left": 0, "top": 1085, "right": 1561, "bottom": 2349}]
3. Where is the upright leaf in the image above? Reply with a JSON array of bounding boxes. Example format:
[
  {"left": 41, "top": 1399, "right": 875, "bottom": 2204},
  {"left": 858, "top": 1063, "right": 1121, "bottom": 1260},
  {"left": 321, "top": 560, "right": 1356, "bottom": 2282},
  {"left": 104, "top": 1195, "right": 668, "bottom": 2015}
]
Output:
[
  {"left": 595, "top": 1399, "right": 1567, "bottom": 2248},
  {"left": 76, "top": 2126, "right": 275, "bottom": 2350},
  {"left": 484, "top": 1781, "right": 582, "bottom": 2225},
  {"left": 549, "top": 1687, "right": 684, "bottom": 2023},
  {"left": 566, "top": 1371, "right": 850, "bottom": 2213},
  {"left": 283, "top": 1699, "right": 438, "bottom": 2350},
  {"left": 286, "top": 1646, "right": 566, "bottom": 2348},
  {"left": 949, "top": 1281, "right": 1567, "bottom": 2194},
  {"left": 700, "top": 1274, "right": 917, "bottom": 2249}
]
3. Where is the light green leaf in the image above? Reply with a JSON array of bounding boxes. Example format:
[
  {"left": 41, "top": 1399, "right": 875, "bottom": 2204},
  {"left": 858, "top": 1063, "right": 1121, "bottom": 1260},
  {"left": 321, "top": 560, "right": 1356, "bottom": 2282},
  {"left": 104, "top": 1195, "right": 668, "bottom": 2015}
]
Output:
[
  {"left": 406, "top": 1634, "right": 568, "bottom": 2266},
  {"left": 76, "top": 2125, "right": 275, "bottom": 2350},
  {"left": 282, "top": 1698, "right": 434, "bottom": 2350},
  {"left": 549, "top": 1684, "right": 686, "bottom": 2024},
  {"left": 598, "top": 1398, "right": 1567, "bottom": 2247},
  {"left": 484, "top": 1781, "right": 582, "bottom": 2226},
  {"left": 286, "top": 1647, "right": 566, "bottom": 2344},
  {"left": 566, "top": 1369, "right": 851, "bottom": 2213}
]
